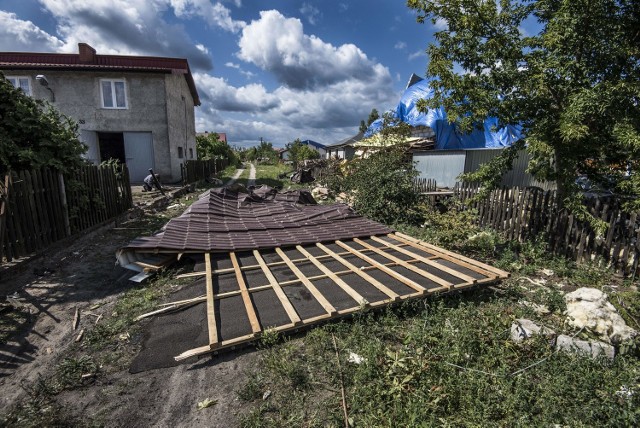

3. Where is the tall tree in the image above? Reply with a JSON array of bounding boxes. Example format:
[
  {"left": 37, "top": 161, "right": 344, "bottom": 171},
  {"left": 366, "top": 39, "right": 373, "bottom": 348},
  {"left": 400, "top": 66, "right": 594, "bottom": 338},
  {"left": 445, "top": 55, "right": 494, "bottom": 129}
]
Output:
[
  {"left": 359, "top": 108, "right": 381, "bottom": 133},
  {"left": 408, "top": 0, "right": 640, "bottom": 218}
]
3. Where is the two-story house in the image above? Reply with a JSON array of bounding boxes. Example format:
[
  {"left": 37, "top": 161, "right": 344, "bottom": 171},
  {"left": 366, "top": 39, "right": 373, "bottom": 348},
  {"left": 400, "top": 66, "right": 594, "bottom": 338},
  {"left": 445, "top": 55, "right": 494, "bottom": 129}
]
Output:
[{"left": 0, "top": 43, "right": 200, "bottom": 183}]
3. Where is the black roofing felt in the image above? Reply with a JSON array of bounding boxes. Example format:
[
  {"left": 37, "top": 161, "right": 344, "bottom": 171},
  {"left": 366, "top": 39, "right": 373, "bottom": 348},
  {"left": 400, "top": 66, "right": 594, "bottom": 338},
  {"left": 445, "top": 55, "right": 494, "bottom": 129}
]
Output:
[{"left": 124, "top": 186, "right": 393, "bottom": 252}]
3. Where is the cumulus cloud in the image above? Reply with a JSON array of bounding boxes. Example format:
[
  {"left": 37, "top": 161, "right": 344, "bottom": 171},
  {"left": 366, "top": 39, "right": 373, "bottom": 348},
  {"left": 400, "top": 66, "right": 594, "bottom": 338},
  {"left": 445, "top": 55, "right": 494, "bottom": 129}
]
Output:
[
  {"left": 167, "top": 0, "right": 245, "bottom": 32},
  {"left": 36, "top": 0, "right": 217, "bottom": 70},
  {"left": 299, "top": 3, "right": 321, "bottom": 25},
  {"left": 0, "top": 11, "right": 64, "bottom": 52},
  {"left": 238, "top": 10, "right": 392, "bottom": 90},
  {"left": 194, "top": 73, "right": 280, "bottom": 112}
]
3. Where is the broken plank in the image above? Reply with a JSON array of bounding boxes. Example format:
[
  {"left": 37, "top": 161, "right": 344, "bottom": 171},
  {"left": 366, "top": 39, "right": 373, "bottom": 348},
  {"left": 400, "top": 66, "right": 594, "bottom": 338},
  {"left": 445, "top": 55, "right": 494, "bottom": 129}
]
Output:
[
  {"left": 275, "top": 247, "right": 337, "bottom": 316},
  {"left": 253, "top": 250, "right": 302, "bottom": 326},
  {"left": 204, "top": 253, "right": 219, "bottom": 349}
]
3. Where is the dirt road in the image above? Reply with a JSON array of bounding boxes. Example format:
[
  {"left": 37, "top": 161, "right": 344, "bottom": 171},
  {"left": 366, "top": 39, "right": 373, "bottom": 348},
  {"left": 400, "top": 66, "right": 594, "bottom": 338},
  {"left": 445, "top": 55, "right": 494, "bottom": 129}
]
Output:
[{"left": 0, "top": 196, "right": 260, "bottom": 427}]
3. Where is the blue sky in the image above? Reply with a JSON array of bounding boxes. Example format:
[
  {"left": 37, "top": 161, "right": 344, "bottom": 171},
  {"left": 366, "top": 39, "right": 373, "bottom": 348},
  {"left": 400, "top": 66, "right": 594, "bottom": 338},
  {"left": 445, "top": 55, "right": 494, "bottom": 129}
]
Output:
[{"left": 0, "top": 1, "right": 444, "bottom": 148}]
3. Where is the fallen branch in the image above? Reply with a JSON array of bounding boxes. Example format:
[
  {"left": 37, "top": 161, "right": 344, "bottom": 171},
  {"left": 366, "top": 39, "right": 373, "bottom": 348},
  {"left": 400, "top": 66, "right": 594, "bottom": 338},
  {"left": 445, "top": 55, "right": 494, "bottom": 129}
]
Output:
[{"left": 72, "top": 307, "right": 80, "bottom": 330}]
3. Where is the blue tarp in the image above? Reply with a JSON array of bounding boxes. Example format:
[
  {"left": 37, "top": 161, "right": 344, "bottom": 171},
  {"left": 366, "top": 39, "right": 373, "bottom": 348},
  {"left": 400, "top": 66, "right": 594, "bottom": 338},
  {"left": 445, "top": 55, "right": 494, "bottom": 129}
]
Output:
[{"left": 366, "top": 79, "right": 522, "bottom": 150}]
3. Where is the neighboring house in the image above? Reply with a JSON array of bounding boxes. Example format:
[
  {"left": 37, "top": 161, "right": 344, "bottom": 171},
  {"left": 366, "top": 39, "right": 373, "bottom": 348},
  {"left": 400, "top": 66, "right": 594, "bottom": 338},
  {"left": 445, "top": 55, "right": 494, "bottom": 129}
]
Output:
[
  {"left": 325, "top": 132, "right": 363, "bottom": 160},
  {"left": 300, "top": 140, "right": 327, "bottom": 157},
  {"left": 0, "top": 43, "right": 200, "bottom": 183},
  {"left": 278, "top": 148, "right": 290, "bottom": 161},
  {"left": 196, "top": 131, "right": 227, "bottom": 144}
]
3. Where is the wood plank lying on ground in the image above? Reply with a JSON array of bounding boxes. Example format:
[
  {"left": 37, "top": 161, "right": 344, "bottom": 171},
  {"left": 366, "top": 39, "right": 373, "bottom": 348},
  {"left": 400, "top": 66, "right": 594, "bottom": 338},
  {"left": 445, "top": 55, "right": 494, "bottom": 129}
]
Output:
[{"left": 165, "top": 236, "right": 509, "bottom": 361}]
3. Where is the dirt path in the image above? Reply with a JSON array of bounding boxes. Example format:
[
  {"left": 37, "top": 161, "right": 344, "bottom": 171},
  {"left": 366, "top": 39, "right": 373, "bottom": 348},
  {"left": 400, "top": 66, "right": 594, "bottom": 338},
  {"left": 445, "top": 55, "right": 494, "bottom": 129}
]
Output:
[
  {"left": 225, "top": 167, "right": 244, "bottom": 186},
  {"left": 0, "top": 199, "right": 261, "bottom": 426},
  {"left": 247, "top": 163, "right": 256, "bottom": 187}
]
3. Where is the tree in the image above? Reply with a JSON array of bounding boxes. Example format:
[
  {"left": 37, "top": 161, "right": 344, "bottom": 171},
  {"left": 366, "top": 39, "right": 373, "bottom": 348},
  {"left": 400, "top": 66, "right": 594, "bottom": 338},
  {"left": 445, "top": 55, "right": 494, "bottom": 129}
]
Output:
[
  {"left": 359, "top": 108, "right": 381, "bottom": 133},
  {"left": 287, "top": 139, "right": 320, "bottom": 164},
  {"left": 196, "top": 132, "right": 226, "bottom": 159},
  {"left": 0, "top": 71, "right": 86, "bottom": 174},
  {"left": 407, "top": 0, "right": 640, "bottom": 218}
]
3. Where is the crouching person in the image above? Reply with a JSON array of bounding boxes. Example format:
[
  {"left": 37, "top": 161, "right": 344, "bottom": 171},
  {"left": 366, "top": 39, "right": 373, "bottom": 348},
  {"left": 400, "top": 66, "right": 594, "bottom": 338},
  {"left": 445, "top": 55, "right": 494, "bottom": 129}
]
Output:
[{"left": 143, "top": 173, "right": 162, "bottom": 192}]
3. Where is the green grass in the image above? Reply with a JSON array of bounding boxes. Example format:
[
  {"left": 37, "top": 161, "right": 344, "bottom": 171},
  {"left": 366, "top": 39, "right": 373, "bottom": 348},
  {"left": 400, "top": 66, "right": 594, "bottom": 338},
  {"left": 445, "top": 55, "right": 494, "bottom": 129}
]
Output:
[{"left": 238, "top": 290, "right": 640, "bottom": 427}]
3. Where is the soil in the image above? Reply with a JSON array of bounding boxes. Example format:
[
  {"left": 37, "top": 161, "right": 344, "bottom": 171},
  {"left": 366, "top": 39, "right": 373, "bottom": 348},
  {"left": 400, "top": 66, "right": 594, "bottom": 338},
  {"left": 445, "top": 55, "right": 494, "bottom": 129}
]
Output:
[{"left": 0, "top": 190, "right": 261, "bottom": 427}]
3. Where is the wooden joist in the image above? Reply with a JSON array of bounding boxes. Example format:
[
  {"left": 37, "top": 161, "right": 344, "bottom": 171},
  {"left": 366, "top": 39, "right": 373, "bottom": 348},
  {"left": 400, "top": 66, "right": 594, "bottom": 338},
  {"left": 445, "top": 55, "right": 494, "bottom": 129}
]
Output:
[{"left": 164, "top": 236, "right": 509, "bottom": 361}]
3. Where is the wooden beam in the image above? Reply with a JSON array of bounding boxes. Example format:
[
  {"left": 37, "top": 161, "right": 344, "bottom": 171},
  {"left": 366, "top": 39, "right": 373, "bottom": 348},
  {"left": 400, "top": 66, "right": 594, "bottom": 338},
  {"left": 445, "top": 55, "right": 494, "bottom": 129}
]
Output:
[
  {"left": 253, "top": 249, "right": 302, "bottom": 326},
  {"left": 369, "top": 235, "right": 477, "bottom": 284},
  {"left": 275, "top": 247, "right": 337, "bottom": 316},
  {"left": 316, "top": 243, "right": 399, "bottom": 301},
  {"left": 230, "top": 252, "right": 261, "bottom": 334},
  {"left": 296, "top": 245, "right": 368, "bottom": 306},
  {"left": 334, "top": 240, "right": 427, "bottom": 294},
  {"left": 391, "top": 232, "right": 509, "bottom": 278},
  {"left": 204, "top": 253, "right": 219, "bottom": 349},
  {"left": 353, "top": 238, "right": 453, "bottom": 289}
]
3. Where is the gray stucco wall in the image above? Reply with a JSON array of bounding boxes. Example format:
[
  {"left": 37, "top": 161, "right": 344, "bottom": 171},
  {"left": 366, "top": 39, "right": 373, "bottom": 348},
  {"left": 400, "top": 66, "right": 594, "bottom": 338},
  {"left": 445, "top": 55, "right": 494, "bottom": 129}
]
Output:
[
  {"left": 3, "top": 69, "right": 195, "bottom": 183},
  {"left": 164, "top": 73, "right": 196, "bottom": 181}
]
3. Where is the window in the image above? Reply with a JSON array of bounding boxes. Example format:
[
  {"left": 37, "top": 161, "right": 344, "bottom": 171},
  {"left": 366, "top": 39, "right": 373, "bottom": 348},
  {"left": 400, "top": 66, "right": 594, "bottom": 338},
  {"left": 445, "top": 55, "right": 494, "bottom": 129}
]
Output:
[
  {"left": 178, "top": 147, "right": 184, "bottom": 159},
  {"left": 100, "top": 79, "right": 127, "bottom": 109},
  {"left": 189, "top": 148, "right": 194, "bottom": 159},
  {"left": 6, "top": 76, "right": 31, "bottom": 95}
]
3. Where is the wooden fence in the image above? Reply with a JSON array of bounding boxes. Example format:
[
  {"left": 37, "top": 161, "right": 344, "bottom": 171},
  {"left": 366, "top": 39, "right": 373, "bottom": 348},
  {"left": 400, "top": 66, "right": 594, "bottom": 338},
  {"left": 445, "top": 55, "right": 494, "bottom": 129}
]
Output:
[
  {"left": 454, "top": 182, "right": 640, "bottom": 277},
  {"left": 181, "top": 158, "right": 229, "bottom": 185},
  {"left": 414, "top": 177, "right": 437, "bottom": 193},
  {"left": 1, "top": 165, "right": 132, "bottom": 263}
]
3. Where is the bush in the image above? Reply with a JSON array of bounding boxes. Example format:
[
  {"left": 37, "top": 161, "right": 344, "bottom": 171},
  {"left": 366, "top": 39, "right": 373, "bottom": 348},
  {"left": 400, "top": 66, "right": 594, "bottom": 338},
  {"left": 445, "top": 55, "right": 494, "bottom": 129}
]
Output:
[
  {"left": 0, "top": 71, "right": 86, "bottom": 174},
  {"left": 330, "top": 146, "right": 420, "bottom": 225}
]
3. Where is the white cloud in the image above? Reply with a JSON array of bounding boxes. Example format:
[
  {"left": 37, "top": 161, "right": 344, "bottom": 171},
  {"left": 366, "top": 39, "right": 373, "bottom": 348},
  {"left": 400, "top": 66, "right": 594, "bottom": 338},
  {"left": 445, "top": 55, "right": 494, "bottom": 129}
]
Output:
[
  {"left": 433, "top": 17, "right": 448, "bottom": 31},
  {"left": 0, "top": 11, "right": 64, "bottom": 52},
  {"left": 238, "top": 10, "right": 393, "bottom": 91},
  {"left": 299, "top": 3, "right": 321, "bottom": 25},
  {"left": 225, "top": 62, "right": 240, "bottom": 69},
  {"left": 194, "top": 73, "right": 280, "bottom": 112},
  {"left": 38, "top": 0, "right": 215, "bottom": 70},
  {"left": 394, "top": 41, "right": 407, "bottom": 50},
  {"left": 167, "top": 0, "right": 246, "bottom": 33},
  {"left": 409, "top": 50, "right": 426, "bottom": 61}
]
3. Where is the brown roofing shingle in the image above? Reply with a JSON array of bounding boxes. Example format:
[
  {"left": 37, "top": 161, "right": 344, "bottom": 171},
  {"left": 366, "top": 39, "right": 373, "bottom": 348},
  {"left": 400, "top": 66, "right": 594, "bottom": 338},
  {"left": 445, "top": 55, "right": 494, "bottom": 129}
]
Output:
[{"left": 124, "top": 186, "right": 393, "bottom": 252}]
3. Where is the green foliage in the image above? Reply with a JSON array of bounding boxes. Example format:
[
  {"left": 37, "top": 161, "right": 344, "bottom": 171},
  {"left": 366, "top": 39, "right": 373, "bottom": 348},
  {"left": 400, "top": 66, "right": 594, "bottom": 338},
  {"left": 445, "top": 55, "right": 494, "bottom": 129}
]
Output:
[
  {"left": 286, "top": 139, "right": 320, "bottom": 164},
  {"left": 359, "top": 108, "right": 380, "bottom": 133},
  {"left": 408, "top": 0, "right": 640, "bottom": 216},
  {"left": 331, "top": 146, "right": 420, "bottom": 225},
  {"left": 195, "top": 132, "right": 235, "bottom": 163},
  {"left": 0, "top": 71, "right": 87, "bottom": 174}
]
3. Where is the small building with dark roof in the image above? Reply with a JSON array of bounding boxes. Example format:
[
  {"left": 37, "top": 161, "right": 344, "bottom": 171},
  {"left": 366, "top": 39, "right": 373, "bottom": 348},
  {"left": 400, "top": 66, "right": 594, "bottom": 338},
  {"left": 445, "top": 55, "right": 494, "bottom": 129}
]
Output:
[
  {"left": 0, "top": 43, "right": 200, "bottom": 183},
  {"left": 325, "top": 132, "right": 364, "bottom": 160}
]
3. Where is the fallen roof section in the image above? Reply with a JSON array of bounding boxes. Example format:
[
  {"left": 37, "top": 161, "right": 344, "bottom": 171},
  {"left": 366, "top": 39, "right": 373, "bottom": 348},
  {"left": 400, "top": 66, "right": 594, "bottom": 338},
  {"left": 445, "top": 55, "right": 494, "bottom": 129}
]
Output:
[
  {"left": 119, "top": 186, "right": 392, "bottom": 256},
  {"left": 130, "top": 232, "right": 509, "bottom": 366}
]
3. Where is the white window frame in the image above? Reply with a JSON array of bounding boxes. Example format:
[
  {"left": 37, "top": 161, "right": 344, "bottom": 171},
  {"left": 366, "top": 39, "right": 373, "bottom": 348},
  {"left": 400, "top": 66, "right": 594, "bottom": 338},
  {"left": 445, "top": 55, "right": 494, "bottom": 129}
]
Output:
[
  {"left": 6, "top": 76, "right": 32, "bottom": 96},
  {"left": 100, "top": 78, "right": 128, "bottom": 109}
]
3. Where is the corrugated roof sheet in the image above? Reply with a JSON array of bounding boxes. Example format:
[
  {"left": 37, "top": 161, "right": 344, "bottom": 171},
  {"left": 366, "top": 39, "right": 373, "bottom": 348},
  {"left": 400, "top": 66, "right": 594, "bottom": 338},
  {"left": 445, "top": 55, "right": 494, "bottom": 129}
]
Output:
[{"left": 123, "top": 186, "right": 392, "bottom": 252}]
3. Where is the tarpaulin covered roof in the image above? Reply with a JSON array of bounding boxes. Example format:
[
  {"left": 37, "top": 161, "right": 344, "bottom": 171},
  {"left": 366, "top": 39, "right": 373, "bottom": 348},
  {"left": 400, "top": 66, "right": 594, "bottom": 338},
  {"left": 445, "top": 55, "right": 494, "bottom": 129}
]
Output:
[
  {"left": 367, "top": 78, "right": 522, "bottom": 150},
  {"left": 122, "top": 186, "right": 392, "bottom": 253}
]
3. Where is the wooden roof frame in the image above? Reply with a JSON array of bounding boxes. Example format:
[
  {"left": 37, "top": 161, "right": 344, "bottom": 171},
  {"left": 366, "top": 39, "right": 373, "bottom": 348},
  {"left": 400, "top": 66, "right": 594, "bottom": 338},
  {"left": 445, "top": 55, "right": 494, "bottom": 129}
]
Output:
[{"left": 163, "top": 232, "right": 509, "bottom": 361}]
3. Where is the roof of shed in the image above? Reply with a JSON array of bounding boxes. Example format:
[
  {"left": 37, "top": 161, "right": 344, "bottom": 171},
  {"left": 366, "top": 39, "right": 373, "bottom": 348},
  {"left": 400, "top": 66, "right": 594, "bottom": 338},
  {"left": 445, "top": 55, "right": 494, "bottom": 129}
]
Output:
[{"left": 123, "top": 186, "right": 392, "bottom": 252}]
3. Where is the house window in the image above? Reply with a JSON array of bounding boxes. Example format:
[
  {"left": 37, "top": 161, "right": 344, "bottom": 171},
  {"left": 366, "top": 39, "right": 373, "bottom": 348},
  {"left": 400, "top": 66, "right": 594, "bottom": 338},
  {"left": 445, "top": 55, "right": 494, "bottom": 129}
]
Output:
[
  {"left": 6, "top": 76, "right": 31, "bottom": 95},
  {"left": 100, "top": 79, "right": 127, "bottom": 109},
  {"left": 189, "top": 148, "right": 194, "bottom": 159},
  {"left": 178, "top": 147, "right": 184, "bottom": 159}
]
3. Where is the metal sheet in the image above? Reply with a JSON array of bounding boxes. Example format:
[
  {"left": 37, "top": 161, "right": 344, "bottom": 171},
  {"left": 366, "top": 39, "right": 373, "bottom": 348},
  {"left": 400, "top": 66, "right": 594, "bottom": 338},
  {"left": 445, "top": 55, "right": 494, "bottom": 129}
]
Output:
[{"left": 413, "top": 150, "right": 465, "bottom": 188}]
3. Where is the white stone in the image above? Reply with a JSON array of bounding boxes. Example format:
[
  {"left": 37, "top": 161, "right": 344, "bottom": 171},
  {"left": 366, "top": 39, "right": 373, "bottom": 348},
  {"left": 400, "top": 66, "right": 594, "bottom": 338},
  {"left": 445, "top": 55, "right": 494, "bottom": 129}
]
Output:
[
  {"left": 555, "top": 334, "right": 615, "bottom": 360},
  {"left": 510, "top": 319, "right": 556, "bottom": 343},
  {"left": 347, "top": 352, "right": 365, "bottom": 364},
  {"left": 564, "top": 288, "right": 637, "bottom": 344}
]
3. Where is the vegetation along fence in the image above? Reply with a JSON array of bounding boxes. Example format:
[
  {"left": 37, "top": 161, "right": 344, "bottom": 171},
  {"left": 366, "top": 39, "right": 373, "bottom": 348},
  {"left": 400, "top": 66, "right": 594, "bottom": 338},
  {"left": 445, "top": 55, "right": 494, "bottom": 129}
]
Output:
[
  {"left": 181, "top": 158, "right": 229, "bottom": 185},
  {"left": 454, "top": 182, "right": 640, "bottom": 278},
  {"left": 413, "top": 177, "right": 437, "bottom": 193},
  {"left": 0, "top": 165, "right": 132, "bottom": 264}
]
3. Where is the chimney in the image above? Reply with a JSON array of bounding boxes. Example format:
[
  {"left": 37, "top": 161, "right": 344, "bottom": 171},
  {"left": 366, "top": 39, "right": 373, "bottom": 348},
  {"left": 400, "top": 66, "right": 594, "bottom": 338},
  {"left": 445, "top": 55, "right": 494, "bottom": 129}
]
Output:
[{"left": 78, "top": 43, "right": 96, "bottom": 64}]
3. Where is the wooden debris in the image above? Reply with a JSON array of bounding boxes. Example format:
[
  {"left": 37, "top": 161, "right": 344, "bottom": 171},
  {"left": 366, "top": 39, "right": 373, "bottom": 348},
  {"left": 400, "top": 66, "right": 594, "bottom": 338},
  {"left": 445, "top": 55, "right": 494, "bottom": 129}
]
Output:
[
  {"left": 72, "top": 307, "right": 80, "bottom": 330},
  {"left": 75, "top": 329, "right": 84, "bottom": 342}
]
